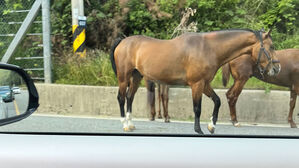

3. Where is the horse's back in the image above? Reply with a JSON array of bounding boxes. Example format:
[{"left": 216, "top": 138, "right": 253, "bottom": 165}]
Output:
[
  {"left": 277, "top": 49, "right": 299, "bottom": 58},
  {"left": 123, "top": 35, "right": 166, "bottom": 44},
  {"left": 116, "top": 35, "right": 172, "bottom": 56},
  {"left": 277, "top": 49, "right": 299, "bottom": 69},
  {"left": 282, "top": 49, "right": 299, "bottom": 76},
  {"left": 114, "top": 35, "right": 150, "bottom": 62}
]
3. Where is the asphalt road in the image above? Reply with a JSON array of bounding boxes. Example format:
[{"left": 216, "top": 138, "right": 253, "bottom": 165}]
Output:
[
  {"left": 0, "top": 90, "right": 29, "bottom": 119},
  {"left": 0, "top": 114, "right": 299, "bottom": 136}
]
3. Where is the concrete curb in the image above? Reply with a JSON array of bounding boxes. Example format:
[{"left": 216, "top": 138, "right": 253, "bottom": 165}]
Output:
[{"left": 35, "top": 83, "right": 299, "bottom": 125}]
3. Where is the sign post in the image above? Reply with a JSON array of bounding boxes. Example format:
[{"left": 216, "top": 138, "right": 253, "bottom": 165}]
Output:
[{"left": 71, "top": 0, "right": 86, "bottom": 58}]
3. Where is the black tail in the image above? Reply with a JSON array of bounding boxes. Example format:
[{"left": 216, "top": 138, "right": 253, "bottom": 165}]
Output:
[{"left": 110, "top": 38, "right": 123, "bottom": 75}]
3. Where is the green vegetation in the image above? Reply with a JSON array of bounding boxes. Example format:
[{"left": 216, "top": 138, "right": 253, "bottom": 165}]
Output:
[
  {"left": 1, "top": 0, "right": 298, "bottom": 91},
  {"left": 54, "top": 49, "right": 118, "bottom": 86},
  {"left": 0, "top": 69, "right": 23, "bottom": 86}
]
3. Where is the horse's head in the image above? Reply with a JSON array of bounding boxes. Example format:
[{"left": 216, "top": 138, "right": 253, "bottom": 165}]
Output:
[{"left": 252, "top": 29, "right": 280, "bottom": 77}]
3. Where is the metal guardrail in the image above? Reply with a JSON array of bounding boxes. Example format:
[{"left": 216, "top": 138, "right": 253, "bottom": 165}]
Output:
[
  {"left": 15, "top": 57, "right": 43, "bottom": 60},
  {"left": 3, "top": 21, "right": 42, "bottom": 24},
  {"left": 9, "top": 10, "right": 30, "bottom": 13},
  {"left": 0, "top": 33, "right": 42, "bottom": 37},
  {"left": 31, "top": 77, "right": 45, "bottom": 80},
  {"left": 24, "top": 68, "right": 44, "bottom": 71}
]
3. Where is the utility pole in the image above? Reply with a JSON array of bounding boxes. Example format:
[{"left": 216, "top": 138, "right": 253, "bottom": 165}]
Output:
[
  {"left": 42, "top": 0, "right": 52, "bottom": 83},
  {"left": 71, "top": 0, "right": 86, "bottom": 58}
]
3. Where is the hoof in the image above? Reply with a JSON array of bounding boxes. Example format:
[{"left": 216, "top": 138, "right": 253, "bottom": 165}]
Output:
[
  {"left": 164, "top": 119, "right": 170, "bottom": 123},
  {"left": 150, "top": 117, "right": 155, "bottom": 121},
  {"left": 290, "top": 123, "right": 297, "bottom": 128},
  {"left": 195, "top": 130, "right": 204, "bottom": 135},
  {"left": 231, "top": 120, "right": 241, "bottom": 127},
  {"left": 123, "top": 127, "right": 131, "bottom": 132},
  {"left": 129, "top": 125, "right": 136, "bottom": 130},
  {"left": 195, "top": 128, "right": 204, "bottom": 135},
  {"left": 208, "top": 123, "right": 215, "bottom": 134},
  {"left": 234, "top": 122, "right": 241, "bottom": 127},
  {"left": 158, "top": 115, "right": 162, "bottom": 119}
]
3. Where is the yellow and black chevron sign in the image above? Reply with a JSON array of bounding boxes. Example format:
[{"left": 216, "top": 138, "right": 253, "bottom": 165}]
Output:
[{"left": 72, "top": 24, "right": 86, "bottom": 57}]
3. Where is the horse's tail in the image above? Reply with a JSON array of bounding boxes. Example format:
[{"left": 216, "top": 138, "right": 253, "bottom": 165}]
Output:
[
  {"left": 110, "top": 38, "right": 123, "bottom": 75},
  {"left": 222, "top": 63, "right": 231, "bottom": 87}
]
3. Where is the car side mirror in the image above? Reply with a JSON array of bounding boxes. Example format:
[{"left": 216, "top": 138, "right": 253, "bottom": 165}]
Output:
[{"left": 0, "top": 63, "right": 39, "bottom": 126}]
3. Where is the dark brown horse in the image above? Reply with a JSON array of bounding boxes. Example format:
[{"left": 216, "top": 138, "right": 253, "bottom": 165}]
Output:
[
  {"left": 110, "top": 29, "right": 280, "bottom": 134},
  {"left": 222, "top": 49, "right": 299, "bottom": 128},
  {"left": 146, "top": 81, "right": 170, "bottom": 122}
]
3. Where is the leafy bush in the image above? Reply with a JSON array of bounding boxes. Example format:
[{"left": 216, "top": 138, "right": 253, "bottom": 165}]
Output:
[
  {"left": 51, "top": 0, "right": 73, "bottom": 56},
  {"left": 54, "top": 49, "right": 118, "bottom": 86},
  {"left": 272, "top": 29, "right": 299, "bottom": 49}
]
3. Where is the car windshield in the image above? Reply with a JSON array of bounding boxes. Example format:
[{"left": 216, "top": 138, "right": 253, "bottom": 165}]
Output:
[{"left": 0, "top": 0, "right": 298, "bottom": 137}]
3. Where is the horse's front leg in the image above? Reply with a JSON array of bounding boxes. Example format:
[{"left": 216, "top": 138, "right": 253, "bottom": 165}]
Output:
[
  {"left": 191, "top": 81, "right": 205, "bottom": 134},
  {"left": 204, "top": 84, "right": 221, "bottom": 134},
  {"left": 289, "top": 88, "right": 298, "bottom": 128}
]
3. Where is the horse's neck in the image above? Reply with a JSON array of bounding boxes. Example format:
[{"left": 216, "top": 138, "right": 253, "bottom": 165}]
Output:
[{"left": 214, "top": 32, "right": 256, "bottom": 66}]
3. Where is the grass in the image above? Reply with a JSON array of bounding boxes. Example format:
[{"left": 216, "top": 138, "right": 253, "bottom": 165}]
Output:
[
  {"left": 53, "top": 49, "right": 288, "bottom": 92},
  {"left": 54, "top": 50, "right": 118, "bottom": 86}
]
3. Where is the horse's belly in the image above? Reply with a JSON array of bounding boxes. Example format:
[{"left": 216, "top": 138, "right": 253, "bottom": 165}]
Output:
[
  {"left": 149, "top": 79, "right": 187, "bottom": 86},
  {"left": 141, "top": 69, "right": 187, "bottom": 85},
  {"left": 156, "top": 79, "right": 187, "bottom": 85}
]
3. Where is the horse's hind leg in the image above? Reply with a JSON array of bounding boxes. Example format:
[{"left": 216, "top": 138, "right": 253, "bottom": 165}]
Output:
[
  {"left": 191, "top": 81, "right": 205, "bottom": 134},
  {"left": 226, "top": 78, "right": 248, "bottom": 127},
  {"left": 157, "top": 84, "right": 162, "bottom": 119},
  {"left": 289, "top": 87, "right": 298, "bottom": 128},
  {"left": 146, "top": 80, "right": 156, "bottom": 121},
  {"left": 126, "top": 70, "right": 143, "bottom": 130},
  {"left": 204, "top": 84, "right": 221, "bottom": 134},
  {"left": 161, "top": 84, "right": 170, "bottom": 122},
  {"left": 118, "top": 81, "right": 129, "bottom": 131}
]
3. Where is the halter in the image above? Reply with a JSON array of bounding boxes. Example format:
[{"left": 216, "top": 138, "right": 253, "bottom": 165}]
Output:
[{"left": 254, "top": 31, "right": 279, "bottom": 78}]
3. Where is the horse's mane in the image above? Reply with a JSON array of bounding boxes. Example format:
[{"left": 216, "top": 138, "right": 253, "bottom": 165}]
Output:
[
  {"left": 208, "top": 28, "right": 255, "bottom": 33},
  {"left": 207, "top": 28, "right": 272, "bottom": 40}
]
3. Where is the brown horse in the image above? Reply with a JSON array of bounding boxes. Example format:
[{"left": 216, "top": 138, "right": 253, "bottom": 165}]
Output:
[
  {"left": 146, "top": 81, "right": 170, "bottom": 122},
  {"left": 110, "top": 29, "right": 280, "bottom": 134},
  {"left": 222, "top": 49, "right": 299, "bottom": 128}
]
